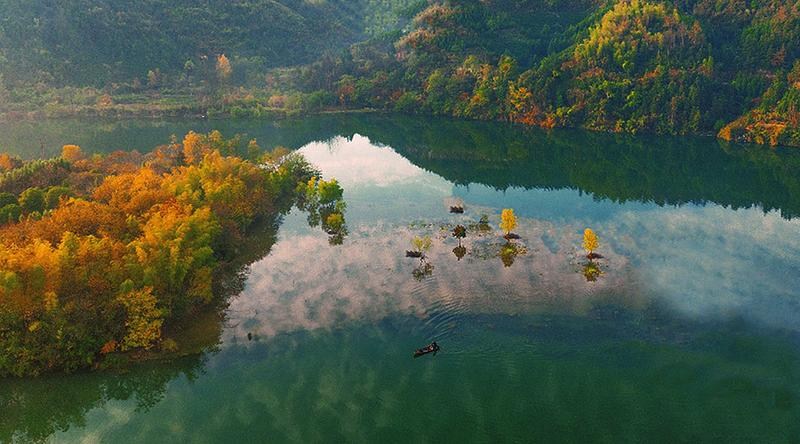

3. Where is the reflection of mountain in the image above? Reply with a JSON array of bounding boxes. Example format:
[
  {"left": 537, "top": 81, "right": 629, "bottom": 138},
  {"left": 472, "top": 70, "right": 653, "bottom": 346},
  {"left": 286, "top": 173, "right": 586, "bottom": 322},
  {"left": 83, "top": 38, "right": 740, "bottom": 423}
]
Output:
[
  {"left": 313, "top": 115, "right": 800, "bottom": 219},
  {"left": 5, "top": 115, "right": 800, "bottom": 218}
]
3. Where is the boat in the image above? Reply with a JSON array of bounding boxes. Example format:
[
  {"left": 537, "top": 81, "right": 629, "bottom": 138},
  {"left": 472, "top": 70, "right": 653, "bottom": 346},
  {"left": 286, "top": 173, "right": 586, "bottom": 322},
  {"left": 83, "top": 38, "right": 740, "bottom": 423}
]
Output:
[{"left": 413, "top": 341, "right": 440, "bottom": 358}]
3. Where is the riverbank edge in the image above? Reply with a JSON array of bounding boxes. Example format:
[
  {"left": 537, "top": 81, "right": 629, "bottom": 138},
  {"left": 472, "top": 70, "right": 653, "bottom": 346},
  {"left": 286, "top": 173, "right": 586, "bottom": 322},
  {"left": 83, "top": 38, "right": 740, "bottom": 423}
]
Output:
[{"left": 2, "top": 101, "right": 794, "bottom": 150}]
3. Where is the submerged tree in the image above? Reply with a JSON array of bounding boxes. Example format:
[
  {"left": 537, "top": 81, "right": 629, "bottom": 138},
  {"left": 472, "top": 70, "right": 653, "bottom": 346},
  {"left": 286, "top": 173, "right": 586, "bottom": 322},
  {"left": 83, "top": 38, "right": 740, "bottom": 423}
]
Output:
[
  {"left": 453, "top": 224, "right": 466, "bottom": 246},
  {"left": 478, "top": 214, "right": 491, "bottom": 231},
  {"left": 583, "top": 228, "right": 600, "bottom": 259},
  {"left": 412, "top": 261, "right": 435, "bottom": 280},
  {"left": 500, "top": 208, "right": 517, "bottom": 238},
  {"left": 411, "top": 235, "right": 432, "bottom": 256}
]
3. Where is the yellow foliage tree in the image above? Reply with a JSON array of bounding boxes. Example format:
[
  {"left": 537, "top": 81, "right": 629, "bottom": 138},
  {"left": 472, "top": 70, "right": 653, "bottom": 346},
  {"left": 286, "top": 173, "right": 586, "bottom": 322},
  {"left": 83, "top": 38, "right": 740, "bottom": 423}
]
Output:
[
  {"left": 411, "top": 235, "right": 432, "bottom": 253},
  {"left": 500, "top": 208, "right": 517, "bottom": 236},
  {"left": 583, "top": 228, "right": 599, "bottom": 257},
  {"left": 0, "top": 153, "right": 16, "bottom": 171},
  {"left": 117, "top": 286, "right": 163, "bottom": 351},
  {"left": 62, "top": 145, "right": 83, "bottom": 162},
  {"left": 216, "top": 54, "right": 232, "bottom": 82},
  {"left": 182, "top": 131, "right": 204, "bottom": 164}
]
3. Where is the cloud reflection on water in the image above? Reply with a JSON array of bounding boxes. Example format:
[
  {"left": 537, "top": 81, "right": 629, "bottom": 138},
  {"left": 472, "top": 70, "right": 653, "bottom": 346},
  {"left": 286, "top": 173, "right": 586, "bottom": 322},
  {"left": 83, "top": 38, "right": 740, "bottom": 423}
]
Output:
[
  {"left": 226, "top": 218, "right": 638, "bottom": 343},
  {"left": 227, "top": 134, "right": 800, "bottom": 342}
]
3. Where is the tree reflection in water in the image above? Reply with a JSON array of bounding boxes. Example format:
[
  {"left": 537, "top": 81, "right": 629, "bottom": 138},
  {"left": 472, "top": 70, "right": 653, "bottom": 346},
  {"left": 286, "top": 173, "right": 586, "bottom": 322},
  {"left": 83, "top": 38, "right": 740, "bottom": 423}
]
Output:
[{"left": 583, "top": 260, "right": 602, "bottom": 282}]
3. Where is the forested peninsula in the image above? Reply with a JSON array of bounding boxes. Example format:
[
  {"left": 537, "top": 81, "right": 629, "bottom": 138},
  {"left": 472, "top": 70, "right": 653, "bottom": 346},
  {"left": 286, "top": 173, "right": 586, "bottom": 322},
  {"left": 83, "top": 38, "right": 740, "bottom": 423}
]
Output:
[
  {"left": 0, "top": 132, "right": 345, "bottom": 376},
  {"left": 2, "top": 0, "right": 799, "bottom": 147}
]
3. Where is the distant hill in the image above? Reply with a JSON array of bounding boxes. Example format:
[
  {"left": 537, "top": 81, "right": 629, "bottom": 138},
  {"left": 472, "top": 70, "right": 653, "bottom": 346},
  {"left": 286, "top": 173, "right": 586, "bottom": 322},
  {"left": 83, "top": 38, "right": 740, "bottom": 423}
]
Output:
[
  {"left": 2, "top": 0, "right": 799, "bottom": 147},
  {"left": 295, "top": 0, "right": 800, "bottom": 147},
  {"left": 0, "top": 0, "right": 418, "bottom": 86}
]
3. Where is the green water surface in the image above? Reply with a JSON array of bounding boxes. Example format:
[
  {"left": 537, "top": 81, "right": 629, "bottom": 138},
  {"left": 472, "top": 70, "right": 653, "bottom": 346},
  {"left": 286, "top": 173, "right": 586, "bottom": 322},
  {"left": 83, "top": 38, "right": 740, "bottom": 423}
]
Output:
[{"left": 2, "top": 115, "right": 800, "bottom": 443}]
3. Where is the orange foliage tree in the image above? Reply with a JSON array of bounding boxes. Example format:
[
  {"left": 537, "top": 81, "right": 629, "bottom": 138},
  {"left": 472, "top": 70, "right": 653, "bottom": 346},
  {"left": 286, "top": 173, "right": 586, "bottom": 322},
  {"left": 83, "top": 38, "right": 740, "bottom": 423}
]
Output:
[{"left": 0, "top": 130, "right": 322, "bottom": 376}]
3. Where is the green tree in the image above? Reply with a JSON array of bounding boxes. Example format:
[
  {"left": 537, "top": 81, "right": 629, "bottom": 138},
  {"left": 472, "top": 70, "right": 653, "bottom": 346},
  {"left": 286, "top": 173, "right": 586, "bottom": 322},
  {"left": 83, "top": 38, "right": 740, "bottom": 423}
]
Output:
[
  {"left": 19, "top": 187, "right": 45, "bottom": 214},
  {"left": 0, "top": 203, "right": 21, "bottom": 224},
  {"left": 45, "top": 186, "right": 73, "bottom": 210},
  {"left": 0, "top": 192, "right": 16, "bottom": 208}
]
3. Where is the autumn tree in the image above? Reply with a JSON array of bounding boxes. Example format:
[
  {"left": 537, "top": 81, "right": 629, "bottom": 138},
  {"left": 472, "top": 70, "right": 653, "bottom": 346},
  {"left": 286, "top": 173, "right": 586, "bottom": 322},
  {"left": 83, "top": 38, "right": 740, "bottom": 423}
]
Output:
[
  {"left": 411, "top": 235, "right": 432, "bottom": 254},
  {"left": 182, "top": 131, "right": 204, "bottom": 164},
  {"left": 216, "top": 54, "right": 232, "bottom": 83},
  {"left": 61, "top": 145, "right": 83, "bottom": 162},
  {"left": 583, "top": 228, "right": 600, "bottom": 259},
  {"left": 500, "top": 208, "right": 517, "bottom": 237},
  {"left": 0, "top": 153, "right": 19, "bottom": 171},
  {"left": 117, "top": 284, "right": 163, "bottom": 351}
]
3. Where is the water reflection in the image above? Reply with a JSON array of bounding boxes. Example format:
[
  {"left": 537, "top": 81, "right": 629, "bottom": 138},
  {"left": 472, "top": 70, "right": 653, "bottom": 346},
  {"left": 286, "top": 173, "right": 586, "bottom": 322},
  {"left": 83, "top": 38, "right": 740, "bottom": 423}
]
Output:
[
  {"left": 582, "top": 260, "right": 602, "bottom": 282},
  {"left": 47, "top": 316, "right": 800, "bottom": 443},
  {"left": 227, "top": 135, "right": 800, "bottom": 341},
  {"left": 6, "top": 114, "right": 800, "bottom": 219},
  {"left": 452, "top": 245, "right": 466, "bottom": 261},
  {"left": 3, "top": 117, "right": 800, "bottom": 442}
]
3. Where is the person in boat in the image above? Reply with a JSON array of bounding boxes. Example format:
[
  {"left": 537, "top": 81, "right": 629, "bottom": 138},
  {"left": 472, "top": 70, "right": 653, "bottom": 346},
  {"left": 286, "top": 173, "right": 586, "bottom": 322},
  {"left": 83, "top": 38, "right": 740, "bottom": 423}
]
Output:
[{"left": 415, "top": 341, "right": 439, "bottom": 356}]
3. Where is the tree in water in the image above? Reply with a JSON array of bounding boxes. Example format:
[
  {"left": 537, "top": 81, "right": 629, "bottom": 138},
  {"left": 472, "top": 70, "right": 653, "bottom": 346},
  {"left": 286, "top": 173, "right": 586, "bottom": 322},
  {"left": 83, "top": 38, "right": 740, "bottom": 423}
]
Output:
[
  {"left": 411, "top": 235, "right": 432, "bottom": 257},
  {"left": 452, "top": 224, "right": 466, "bottom": 246},
  {"left": 500, "top": 208, "right": 517, "bottom": 239},
  {"left": 583, "top": 228, "right": 600, "bottom": 259},
  {"left": 451, "top": 224, "right": 467, "bottom": 260}
]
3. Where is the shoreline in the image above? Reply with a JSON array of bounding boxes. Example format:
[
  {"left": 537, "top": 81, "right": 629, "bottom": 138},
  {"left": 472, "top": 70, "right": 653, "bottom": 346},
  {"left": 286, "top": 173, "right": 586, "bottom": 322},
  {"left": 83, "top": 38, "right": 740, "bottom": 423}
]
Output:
[{"left": 0, "top": 103, "right": 796, "bottom": 151}]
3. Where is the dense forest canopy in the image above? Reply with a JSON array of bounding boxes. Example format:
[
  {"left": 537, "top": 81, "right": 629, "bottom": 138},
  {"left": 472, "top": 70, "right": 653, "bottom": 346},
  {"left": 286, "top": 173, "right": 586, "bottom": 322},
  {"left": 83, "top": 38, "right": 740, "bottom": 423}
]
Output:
[
  {"left": 1, "top": 0, "right": 799, "bottom": 146},
  {"left": 0, "top": 0, "right": 419, "bottom": 86},
  {"left": 0, "top": 133, "right": 346, "bottom": 376},
  {"left": 291, "top": 0, "right": 800, "bottom": 146}
]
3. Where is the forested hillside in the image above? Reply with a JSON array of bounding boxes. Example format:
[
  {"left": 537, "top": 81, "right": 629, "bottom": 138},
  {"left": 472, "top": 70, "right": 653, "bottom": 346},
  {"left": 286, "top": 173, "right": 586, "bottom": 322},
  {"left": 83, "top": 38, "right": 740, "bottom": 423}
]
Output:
[
  {"left": 0, "top": 0, "right": 417, "bottom": 86},
  {"left": 293, "top": 0, "right": 800, "bottom": 146},
  {"left": 1, "top": 0, "right": 799, "bottom": 147}
]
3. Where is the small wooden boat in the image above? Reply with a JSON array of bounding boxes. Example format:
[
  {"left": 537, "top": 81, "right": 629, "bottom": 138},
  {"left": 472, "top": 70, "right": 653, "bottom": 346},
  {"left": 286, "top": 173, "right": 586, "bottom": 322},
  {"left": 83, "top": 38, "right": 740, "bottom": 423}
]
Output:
[
  {"left": 413, "top": 341, "right": 440, "bottom": 358},
  {"left": 449, "top": 206, "right": 465, "bottom": 214}
]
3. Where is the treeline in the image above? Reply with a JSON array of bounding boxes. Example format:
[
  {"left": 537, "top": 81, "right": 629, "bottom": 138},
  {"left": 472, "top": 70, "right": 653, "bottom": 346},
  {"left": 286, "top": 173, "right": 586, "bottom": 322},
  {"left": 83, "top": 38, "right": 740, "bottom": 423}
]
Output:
[
  {"left": 0, "top": 132, "right": 329, "bottom": 376},
  {"left": 288, "top": 0, "right": 800, "bottom": 147},
  {"left": 3, "top": 0, "right": 799, "bottom": 147}
]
